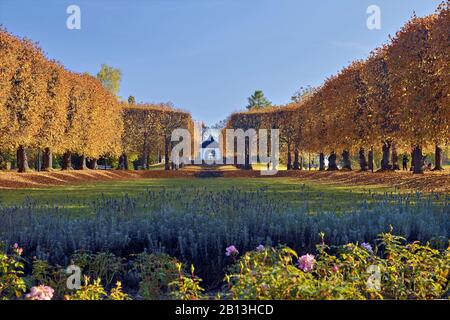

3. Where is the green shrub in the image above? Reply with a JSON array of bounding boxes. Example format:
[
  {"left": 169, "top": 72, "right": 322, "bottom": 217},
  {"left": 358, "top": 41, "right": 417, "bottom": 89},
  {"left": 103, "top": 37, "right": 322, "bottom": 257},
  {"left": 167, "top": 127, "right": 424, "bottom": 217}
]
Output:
[
  {"left": 377, "top": 230, "right": 450, "bottom": 299},
  {"left": 31, "top": 258, "right": 70, "bottom": 299},
  {"left": 223, "top": 231, "right": 450, "bottom": 300},
  {"left": 133, "top": 252, "right": 179, "bottom": 299},
  {"left": 0, "top": 231, "right": 449, "bottom": 300},
  {"left": 71, "top": 251, "right": 124, "bottom": 289},
  {"left": 64, "top": 276, "right": 129, "bottom": 300},
  {"left": 169, "top": 264, "right": 205, "bottom": 300},
  {"left": 0, "top": 244, "right": 26, "bottom": 299},
  {"left": 109, "top": 281, "right": 130, "bottom": 300}
]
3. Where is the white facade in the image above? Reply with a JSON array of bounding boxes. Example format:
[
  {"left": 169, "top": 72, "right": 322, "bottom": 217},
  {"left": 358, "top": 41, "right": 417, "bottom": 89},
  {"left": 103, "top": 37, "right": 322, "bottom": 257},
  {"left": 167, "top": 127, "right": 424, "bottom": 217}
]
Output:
[{"left": 200, "top": 135, "right": 221, "bottom": 162}]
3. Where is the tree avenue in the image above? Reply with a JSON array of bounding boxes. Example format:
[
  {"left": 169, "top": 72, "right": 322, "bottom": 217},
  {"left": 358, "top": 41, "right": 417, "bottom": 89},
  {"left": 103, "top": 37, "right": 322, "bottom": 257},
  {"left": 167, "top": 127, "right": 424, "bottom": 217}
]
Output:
[
  {"left": 226, "top": 5, "right": 449, "bottom": 174},
  {"left": 0, "top": 4, "right": 448, "bottom": 174},
  {"left": 0, "top": 28, "right": 192, "bottom": 172},
  {"left": 121, "top": 102, "right": 192, "bottom": 170}
]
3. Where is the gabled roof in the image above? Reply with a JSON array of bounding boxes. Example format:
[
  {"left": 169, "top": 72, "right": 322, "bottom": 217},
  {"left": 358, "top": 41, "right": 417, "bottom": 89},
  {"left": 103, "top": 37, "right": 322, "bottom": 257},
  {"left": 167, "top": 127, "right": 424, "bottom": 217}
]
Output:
[{"left": 201, "top": 135, "right": 219, "bottom": 149}]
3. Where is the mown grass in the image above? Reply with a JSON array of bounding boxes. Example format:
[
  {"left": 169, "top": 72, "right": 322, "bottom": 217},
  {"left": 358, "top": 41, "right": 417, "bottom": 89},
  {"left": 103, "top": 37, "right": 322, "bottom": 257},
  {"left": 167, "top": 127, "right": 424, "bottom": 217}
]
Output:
[{"left": 0, "top": 177, "right": 400, "bottom": 216}]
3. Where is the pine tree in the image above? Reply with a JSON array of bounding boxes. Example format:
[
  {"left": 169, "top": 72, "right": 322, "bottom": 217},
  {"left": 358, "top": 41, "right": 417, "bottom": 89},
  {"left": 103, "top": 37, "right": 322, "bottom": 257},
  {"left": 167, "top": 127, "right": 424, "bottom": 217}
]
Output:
[{"left": 246, "top": 90, "right": 272, "bottom": 110}]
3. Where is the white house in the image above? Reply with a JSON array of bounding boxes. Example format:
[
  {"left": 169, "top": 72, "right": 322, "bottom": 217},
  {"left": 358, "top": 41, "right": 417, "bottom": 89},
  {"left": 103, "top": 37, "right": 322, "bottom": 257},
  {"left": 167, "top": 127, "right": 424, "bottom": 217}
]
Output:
[{"left": 201, "top": 135, "right": 221, "bottom": 162}]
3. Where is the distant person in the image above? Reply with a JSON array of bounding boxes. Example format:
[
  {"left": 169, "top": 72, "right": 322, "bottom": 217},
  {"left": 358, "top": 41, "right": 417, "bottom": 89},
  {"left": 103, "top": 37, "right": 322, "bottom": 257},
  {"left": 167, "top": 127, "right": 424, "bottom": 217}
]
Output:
[
  {"left": 402, "top": 155, "right": 408, "bottom": 171},
  {"left": 423, "top": 156, "right": 430, "bottom": 171}
]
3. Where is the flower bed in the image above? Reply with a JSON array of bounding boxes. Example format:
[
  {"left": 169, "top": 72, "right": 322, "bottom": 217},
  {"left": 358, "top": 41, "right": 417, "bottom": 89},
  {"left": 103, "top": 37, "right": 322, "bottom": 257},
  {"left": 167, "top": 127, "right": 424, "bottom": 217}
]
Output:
[{"left": 1, "top": 230, "right": 449, "bottom": 300}]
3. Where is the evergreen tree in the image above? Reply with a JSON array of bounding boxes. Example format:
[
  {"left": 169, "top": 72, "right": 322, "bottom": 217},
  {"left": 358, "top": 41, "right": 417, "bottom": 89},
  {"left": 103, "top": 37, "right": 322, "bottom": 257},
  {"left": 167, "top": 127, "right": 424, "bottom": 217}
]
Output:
[{"left": 246, "top": 90, "right": 271, "bottom": 110}]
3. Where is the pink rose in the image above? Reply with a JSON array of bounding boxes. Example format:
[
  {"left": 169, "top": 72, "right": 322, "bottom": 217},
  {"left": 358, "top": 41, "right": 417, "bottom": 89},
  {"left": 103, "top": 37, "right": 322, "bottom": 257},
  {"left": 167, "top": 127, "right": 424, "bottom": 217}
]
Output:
[
  {"left": 25, "top": 286, "right": 54, "bottom": 300},
  {"left": 298, "top": 254, "right": 316, "bottom": 272},
  {"left": 225, "top": 245, "right": 239, "bottom": 257}
]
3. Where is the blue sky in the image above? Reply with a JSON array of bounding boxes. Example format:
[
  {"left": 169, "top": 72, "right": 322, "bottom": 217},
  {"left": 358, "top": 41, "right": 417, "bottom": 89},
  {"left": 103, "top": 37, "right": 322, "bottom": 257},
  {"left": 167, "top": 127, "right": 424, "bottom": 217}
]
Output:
[{"left": 0, "top": 0, "right": 441, "bottom": 125}]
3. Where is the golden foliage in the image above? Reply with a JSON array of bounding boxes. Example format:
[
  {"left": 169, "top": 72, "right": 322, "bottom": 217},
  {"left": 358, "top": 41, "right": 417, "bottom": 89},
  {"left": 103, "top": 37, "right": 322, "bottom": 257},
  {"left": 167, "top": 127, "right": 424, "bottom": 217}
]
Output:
[
  {"left": 122, "top": 103, "right": 192, "bottom": 160},
  {"left": 0, "top": 29, "right": 126, "bottom": 161},
  {"left": 227, "top": 5, "right": 449, "bottom": 155}
]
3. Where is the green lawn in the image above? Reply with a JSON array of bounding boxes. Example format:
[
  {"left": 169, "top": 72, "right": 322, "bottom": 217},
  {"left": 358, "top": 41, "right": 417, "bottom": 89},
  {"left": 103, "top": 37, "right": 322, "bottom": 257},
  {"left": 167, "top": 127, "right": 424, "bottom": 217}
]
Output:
[{"left": 0, "top": 177, "right": 397, "bottom": 216}]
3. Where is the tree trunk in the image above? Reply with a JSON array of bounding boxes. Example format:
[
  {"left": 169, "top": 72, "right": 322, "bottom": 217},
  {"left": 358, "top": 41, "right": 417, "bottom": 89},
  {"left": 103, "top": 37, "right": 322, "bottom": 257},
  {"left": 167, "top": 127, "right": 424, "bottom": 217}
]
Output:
[
  {"left": 433, "top": 145, "right": 444, "bottom": 171},
  {"left": 381, "top": 141, "right": 391, "bottom": 170},
  {"left": 141, "top": 147, "right": 148, "bottom": 170},
  {"left": 359, "top": 148, "right": 368, "bottom": 171},
  {"left": 146, "top": 152, "right": 151, "bottom": 170},
  {"left": 327, "top": 152, "right": 338, "bottom": 171},
  {"left": 79, "top": 155, "right": 88, "bottom": 170},
  {"left": 319, "top": 153, "right": 325, "bottom": 171},
  {"left": 17, "top": 145, "right": 30, "bottom": 173},
  {"left": 244, "top": 141, "right": 251, "bottom": 170},
  {"left": 412, "top": 146, "right": 424, "bottom": 174},
  {"left": 391, "top": 143, "right": 400, "bottom": 170},
  {"left": 118, "top": 154, "right": 124, "bottom": 170},
  {"left": 41, "top": 148, "right": 53, "bottom": 171},
  {"left": 88, "top": 158, "right": 98, "bottom": 170},
  {"left": 342, "top": 150, "right": 352, "bottom": 170},
  {"left": 368, "top": 149, "right": 374, "bottom": 172},
  {"left": 62, "top": 152, "right": 73, "bottom": 170},
  {"left": 293, "top": 148, "right": 299, "bottom": 170},
  {"left": 233, "top": 138, "right": 238, "bottom": 168},
  {"left": 35, "top": 150, "right": 42, "bottom": 171},
  {"left": 164, "top": 139, "right": 170, "bottom": 170},
  {"left": 124, "top": 154, "right": 129, "bottom": 170},
  {"left": 286, "top": 143, "right": 292, "bottom": 170}
]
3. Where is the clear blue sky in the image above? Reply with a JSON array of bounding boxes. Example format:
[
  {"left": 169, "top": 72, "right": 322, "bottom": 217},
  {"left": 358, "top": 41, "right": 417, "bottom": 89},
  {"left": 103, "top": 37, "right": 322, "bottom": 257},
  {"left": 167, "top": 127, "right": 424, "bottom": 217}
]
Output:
[{"left": 0, "top": 0, "right": 441, "bottom": 125}]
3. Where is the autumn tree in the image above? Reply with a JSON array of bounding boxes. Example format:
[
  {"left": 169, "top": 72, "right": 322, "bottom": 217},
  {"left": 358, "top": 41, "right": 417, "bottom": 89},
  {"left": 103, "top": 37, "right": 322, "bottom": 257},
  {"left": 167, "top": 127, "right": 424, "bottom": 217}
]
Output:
[
  {"left": 122, "top": 104, "right": 164, "bottom": 169},
  {"left": 0, "top": 29, "right": 21, "bottom": 169},
  {"left": 291, "top": 86, "right": 317, "bottom": 104},
  {"left": 61, "top": 72, "right": 89, "bottom": 169},
  {"left": 428, "top": 2, "right": 450, "bottom": 170},
  {"left": 3, "top": 39, "right": 47, "bottom": 172},
  {"left": 226, "top": 111, "right": 262, "bottom": 169},
  {"left": 272, "top": 107, "right": 298, "bottom": 170},
  {"left": 37, "top": 61, "right": 70, "bottom": 170},
  {"left": 122, "top": 103, "right": 192, "bottom": 170},
  {"left": 0, "top": 31, "right": 128, "bottom": 173},
  {"left": 301, "top": 88, "right": 327, "bottom": 170},
  {"left": 221, "top": 5, "right": 449, "bottom": 175},
  {"left": 332, "top": 61, "right": 377, "bottom": 171},
  {"left": 85, "top": 76, "right": 123, "bottom": 169},
  {"left": 386, "top": 14, "right": 446, "bottom": 173},
  {"left": 159, "top": 106, "right": 193, "bottom": 170}
]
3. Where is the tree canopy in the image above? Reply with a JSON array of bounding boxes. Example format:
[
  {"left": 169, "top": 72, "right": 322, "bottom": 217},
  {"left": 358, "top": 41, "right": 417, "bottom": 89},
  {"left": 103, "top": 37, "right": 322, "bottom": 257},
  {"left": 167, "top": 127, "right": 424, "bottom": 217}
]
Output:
[
  {"left": 96, "top": 64, "right": 122, "bottom": 97},
  {"left": 227, "top": 4, "right": 449, "bottom": 173}
]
